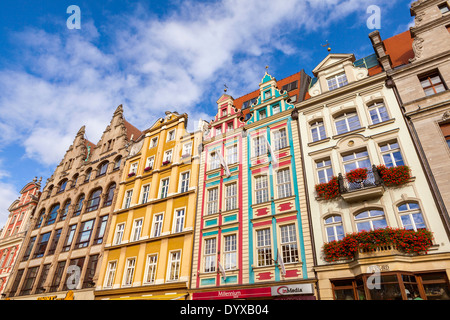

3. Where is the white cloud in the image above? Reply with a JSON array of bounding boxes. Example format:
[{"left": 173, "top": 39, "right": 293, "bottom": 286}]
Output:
[{"left": 0, "top": 0, "right": 400, "bottom": 169}]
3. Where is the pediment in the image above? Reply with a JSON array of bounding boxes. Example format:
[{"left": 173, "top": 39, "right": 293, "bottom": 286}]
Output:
[{"left": 313, "top": 54, "right": 355, "bottom": 75}]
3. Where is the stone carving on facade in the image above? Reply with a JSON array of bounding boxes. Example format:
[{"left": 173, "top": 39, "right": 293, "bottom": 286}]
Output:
[
  {"left": 442, "top": 110, "right": 450, "bottom": 122},
  {"left": 409, "top": 36, "right": 425, "bottom": 62}
]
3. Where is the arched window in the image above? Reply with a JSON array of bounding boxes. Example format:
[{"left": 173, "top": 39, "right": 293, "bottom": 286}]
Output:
[
  {"left": 74, "top": 194, "right": 85, "bottom": 217},
  {"left": 354, "top": 209, "right": 387, "bottom": 232},
  {"left": 46, "top": 185, "right": 54, "bottom": 199},
  {"left": 113, "top": 156, "right": 122, "bottom": 171},
  {"left": 86, "top": 189, "right": 102, "bottom": 212},
  {"left": 310, "top": 120, "right": 326, "bottom": 142},
  {"left": 398, "top": 202, "right": 426, "bottom": 231},
  {"left": 104, "top": 183, "right": 116, "bottom": 207},
  {"left": 46, "top": 204, "right": 60, "bottom": 226},
  {"left": 97, "top": 161, "right": 109, "bottom": 177},
  {"left": 334, "top": 111, "right": 361, "bottom": 135},
  {"left": 368, "top": 101, "right": 389, "bottom": 124},
  {"left": 60, "top": 199, "right": 71, "bottom": 221},
  {"left": 84, "top": 168, "right": 92, "bottom": 182},
  {"left": 58, "top": 179, "right": 68, "bottom": 193},
  {"left": 36, "top": 209, "right": 45, "bottom": 229},
  {"left": 71, "top": 174, "right": 79, "bottom": 188},
  {"left": 324, "top": 215, "right": 344, "bottom": 242}
]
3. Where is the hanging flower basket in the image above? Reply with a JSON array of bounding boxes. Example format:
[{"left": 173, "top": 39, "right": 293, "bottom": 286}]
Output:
[
  {"left": 315, "top": 176, "right": 339, "bottom": 200},
  {"left": 376, "top": 164, "right": 411, "bottom": 186},
  {"left": 345, "top": 168, "right": 368, "bottom": 183},
  {"left": 322, "top": 227, "right": 433, "bottom": 262}
]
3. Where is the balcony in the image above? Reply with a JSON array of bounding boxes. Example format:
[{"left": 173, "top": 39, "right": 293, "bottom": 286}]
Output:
[{"left": 338, "top": 166, "right": 384, "bottom": 202}]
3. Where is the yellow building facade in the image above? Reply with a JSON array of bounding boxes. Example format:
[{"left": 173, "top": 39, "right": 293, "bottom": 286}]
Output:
[{"left": 94, "top": 112, "right": 202, "bottom": 300}]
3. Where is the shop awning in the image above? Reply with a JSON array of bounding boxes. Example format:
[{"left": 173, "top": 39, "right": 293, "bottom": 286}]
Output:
[{"left": 110, "top": 293, "right": 187, "bottom": 300}]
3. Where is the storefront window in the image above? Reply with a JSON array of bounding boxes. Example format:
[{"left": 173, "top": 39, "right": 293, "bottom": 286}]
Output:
[
  {"left": 368, "top": 275, "right": 402, "bottom": 300},
  {"left": 419, "top": 272, "right": 450, "bottom": 300}
]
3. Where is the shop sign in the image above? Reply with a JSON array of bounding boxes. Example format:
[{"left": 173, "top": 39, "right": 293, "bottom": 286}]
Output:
[
  {"left": 37, "top": 290, "right": 74, "bottom": 300},
  {"left": 270, "top": 284, "right": 314, "bottom": 296},
  {"left": 192, "top": 287, "right": 271, "bottom": 300}
]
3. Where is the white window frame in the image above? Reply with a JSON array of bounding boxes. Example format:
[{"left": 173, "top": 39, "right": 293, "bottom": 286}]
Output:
[
  {"left": 163, "top": 150, "right": 173, "bottom": 163},
  {"left": 279, "top": 223, "right": 298, "bottom": 264},
  {"left": 226, "top": 144, "right": 238, "bottom": 165},
  {"left": 277, "top": 168, "right": 292, "bottom": 199},
  {"left": 334, "top": 111, "right": 361, "bottom": 135},
  {"left": 123, "top": 189, "right": 133, "bottom": 209},
  {"left": 324, "top": 215, "right": 344, "bottom": 242},
  {"left": 207, "top": 187, "right": 219, "bottom": 215},
  {"left": 172, "top": 208, "right": 185, "bottom": 233},
  {"left": 209, "top": 151, "right": 220, "bottom": 170},
  {"left": 255, "top": 175, "right": 269, "bottom": 204},
  {"left": 166, "top": 129, "right": 176, "bottom": 142},
  {"left": 129, "top": 162, "right": 138, "bottom": 174},
  {"left": 368, "top": 101, "right": 390, "bottom": 124},
  {"left": 225, "top": 183, "right": 237, "bottom": 211},
  {"left": 151, "top": 213, "right": 164, "bottom": 238},
  {"left": 253, "top": 135, "right": 267, "bottom": 157},
  {"left": 179, "top": 171, "right": 190, "bottom": 193},
  {"left": 223, "top": 234, "right": 237, "bottom": 270},
  {"left": 160, "top": 178, "right": 170, "bottom": 199},
  {"left": 167, "top": 250, "right": 181, "bottom": 281},
  {"left": 273, "top": 128, "right": 288, "bottom": 151},
  {"left": 327, "top": 72, "right": 348, "bottom": 91},
  {"left": 310, "top": 121, "right": 326, "bottom": 142},
  {"left": 182, "top": 142, "right": 192, "bottom": 157},
  {"left": 150, "top": 137, "right": 158, "bottom": 148},
  {"left": 122, "top": 257, "right": 136, "bottom": 287},
  {"left": 204, "top": 238, "right": 217, "bottom": 273},
  {"left": 256, "top": 228, "right": 272, "bottom": 267},
  {"left": 144, "top": 254, "right": 158, "bottom": 284},
  {"left": 104, "top": 260, "right": 117, "bottom": 288},
  {"left": 140, "top": 184, "right": 150, "bottom": 204},
  {"left": 316, "top": 158, "right": 334, "bottom": 184},
  {"left": 131, "top": 218, "right": 143, "bottom": 242},
  {"left": 113, "top": 223, "right": 125, "bottom": 245},
  {"left": 380, "top": 141, "right": 404, "bottom": 168},
  {"left": 145, "top": 156, "right": 155, "bottom": 169}
]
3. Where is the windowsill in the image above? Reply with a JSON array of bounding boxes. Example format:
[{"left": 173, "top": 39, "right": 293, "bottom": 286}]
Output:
[
  {"left": 367, "top": 118, "right": 395, "bottom": 129},
  {"left": 308, "top": 137, "right": 331, "bottom": 147},
  {"left": 332, "top": 127, "right": 365, "bottom": 140}
]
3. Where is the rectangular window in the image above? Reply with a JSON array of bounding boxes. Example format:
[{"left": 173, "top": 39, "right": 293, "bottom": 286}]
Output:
[
  {"left": 150, "top": 137, "right": 158, "bottom": 148},
  {"left": 327, "top": 72, "right": 348, "bottom": 91},
  {"left": 47, "top": 229, "right": 62, "bottom": 255},
  {"left": 227, "top": 144, "right": 238, "bottom": 165},
  {"left": 20, "top": 266, "right": 39, "bottom": 296},
  {"left": 316, "top": 159, "right": 334, "bottom": 184},
  {"left": 93, "top": 215, "right": 108, "bottom": 245},
  {"left": 50, "top": 261, "right": 66, "bottom": 292},
  {"left": 311, "top": 121, "right": 326, "bottom": 142},
  {"left": 225, "top": 183, "right": 237, "bottom": 211},
  {"left": 129, "top": 162, "right": 138, "bottom": 174},
  {"left": 273, "top": 128, "right": 288, "bottom": 150},
  {"left": 253, "top": 136, "right": 267, "bottom": 157},
  {"left": 160, "top": 178, "right": 169, "bottom": 198},
  {"left": 131, "top": 219, "right": 143, "bottom": 241},
  {"left": 104, "top": 261, "right": 117, "bottom": 288},
  {"left": 123, "top": 258, "right": 136, "bottom": 286},
  {"left": 256, "top": 229, "right": 272, "bottom": 266},
  {"left": 280, "top": 224, "right": 298, "bottom": 263},
  {"left": 419, "top": 71, "right": 446, "bottom": 96},
  {"left": 35, "top": 264, "right": 50, "bottom": 294},
  {"left": 227, "top": 122, "right": 234, "bottom": 131},
  {"left": 368, "top": 102, "right": 390, "bottom": 124},
  {"left": 144, "top": 254, "right": 158, "bottom": 284},
  {"left": 255, "top": 175, "right": 269, "bottom": 204},
  {"left": 63, "top": 257, "right": 85, "bottom": 290},
  {"left": 114, "top": 223, "right": 125, "bottom": 245},
  {"left": 277, "top": 168, "right": 292, "bottom": 198},
  {"left": 180, "top": 172, "right": 190, "bottom": 193},
  {"left": 62, "top": 224, "right": 77, "bottom": 252},
  {"left": 207, "top": 188, "right": 219, "bottom": 215},
  {"left": 141, "top": 184, "right": 150, "bottom": 204},
  {"left": 224, "top": 234, "right": 237, "bottom": 270},
  {"left": 342, "top": 150, "right": 371, "bottom": 172},
  {"left": 272, "top": 104, "right": 281, "bottom": 115},
  {"left": 82, "top": 254, "right": 99, "bottom": 289},
  {"left": 182, "top": 142, "right": 192, "bottom": 157},
  {"left": 380, "top": 141, "right": 404, "bottom": 167},
  {"left": 145, "top": 156, "right": 154, "bottom": 170},
  {"left": 124, "top": 190, "right": 133, "bottom": 209},
  {"left": 282, "top": 80, "right": 298, "bottom": 92},
  {"left": 335, "top": 112, "right": 361, "bottom": 135},
  {"left": 152, "top": 214, "right": 163, "bottom": 237},
  {"left": 439, "top": 3, "right": 450, "bottom": 14},
  {"left": 242, "top": 98, "right": 257, "bottom": 109},
  {"left": 204, "top": 238, "right": 216, "bottom": 273},
  {"left": 259, "top": 109, "right": 267, "bottom": 119},
  {"left": 75, "top": 219, "right": 95, "bottom": 249},
  {"left": 22, "top": 236, "right": 36, "bottom": 261},
  {"left": 163, "top": 150, "right": 173, "bottom": 163},
  {"left": 167, "top": 251, "right": 181, "bottom": 281},
  {"left": 33, "top": 232, "right": 51, "bottom": 258},
  {"left": 167, "top": 129, "right": 176, "bottom": 141},
  {"left": 9, "top": 269, "right": 24, "bottom": 296},
  {"left": 209, "top": 152, "right": 220, "bottom": 170},
  {"left": 173, "top": 209, "right": 185, "bottom": 233}
]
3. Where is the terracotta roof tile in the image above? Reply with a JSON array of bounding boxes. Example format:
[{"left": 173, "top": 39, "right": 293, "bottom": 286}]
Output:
[
  {"left": 382, "top": 30, "right": 414, "bottom": 68},
  {"left": 124, "top": 119, "right": 142, "bottom": 141}
]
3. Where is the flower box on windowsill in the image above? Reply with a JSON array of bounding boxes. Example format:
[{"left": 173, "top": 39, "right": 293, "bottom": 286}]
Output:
[
  {"left": 162, "top": 160, "right": 171, "bottom": 166},
  {"left": 376, "top": 164, "right": 411, "bottom": 187},
  {"left": 144, "top": 166, "right": 153, "bottom": 172},
  {"left": 181, "top": 153, "right": 191, "bottom": 159},
  {"left": 128, "top": 172, "right": 136, "bottom": 178},
  {"left": 315, "top": 177, "right": 340, "bottom": 200}
]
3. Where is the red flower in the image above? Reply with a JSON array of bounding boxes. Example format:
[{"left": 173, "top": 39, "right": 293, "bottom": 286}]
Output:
[
  {"left": 377, "top": 164, "right": 411, "bottom": 186},
  {"left": 345, "top": 168, "right": 368, "bottom": 183},
  {"left": 315, "top": 177, "right": 339, "bottom": 200}
]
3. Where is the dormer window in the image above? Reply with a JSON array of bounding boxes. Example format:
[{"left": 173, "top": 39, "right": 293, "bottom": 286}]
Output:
[
  {"left": 264, "top": 90, "right": 271, "bottom": 100},
  {"left": 259, "top": 109, "right": 267, "bottom": 120},
  {"left": 242, "top": 98, "right": 257, "bottom": 110},
  {"left": 439, "top": 2, "right": 449, "bottom": 14},
  {"left": 167, "top": 130, "right": 176, "bottom": 142},
  {"left": 216, "top": 126, "right": 222, "bottom": 136},
  {"left": 327, "top": 72, "right": 348, "bottom": 91},
  {"left": 222, "top": 108, "right": 228, "bottom": 117}
]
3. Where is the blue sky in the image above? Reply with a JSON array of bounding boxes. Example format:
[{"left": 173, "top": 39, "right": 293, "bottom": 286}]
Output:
[{"left": 0, "top": 0, "right": 415, "bottom": 226}]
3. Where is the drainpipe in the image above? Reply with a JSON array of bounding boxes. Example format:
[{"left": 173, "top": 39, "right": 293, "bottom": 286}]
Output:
[
  {"left": 291, "top": 108, "right": 321, "bottom": 301},
  {"left": 386, "top": 76, "right": 450, "bottom": 240}
]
